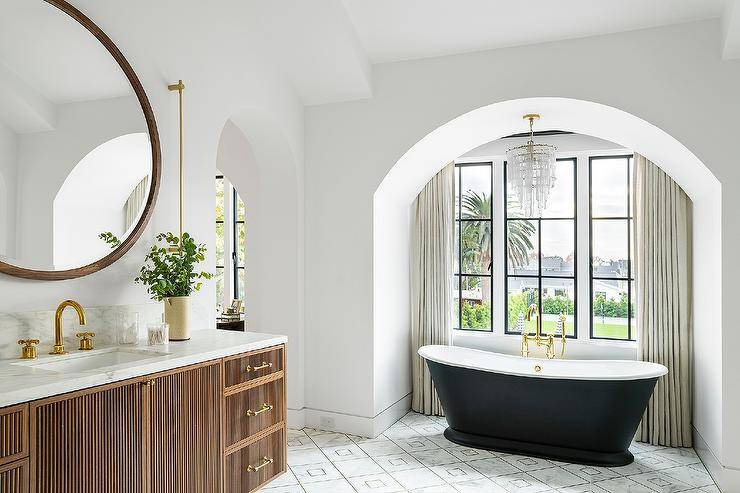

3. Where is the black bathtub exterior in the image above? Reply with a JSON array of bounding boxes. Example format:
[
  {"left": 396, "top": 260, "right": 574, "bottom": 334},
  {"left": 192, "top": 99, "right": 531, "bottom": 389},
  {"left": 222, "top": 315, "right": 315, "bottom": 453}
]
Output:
[{"left": 426, "top": 359, "right": 659, "bottom": 466}]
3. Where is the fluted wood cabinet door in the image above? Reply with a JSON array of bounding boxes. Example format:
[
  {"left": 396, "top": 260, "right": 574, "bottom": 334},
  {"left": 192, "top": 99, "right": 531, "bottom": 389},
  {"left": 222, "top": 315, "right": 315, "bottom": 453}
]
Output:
[
  {"left": 29, "top": 381, "right": 145, "bottom": 493},
  {"left": 0, "top": 460, "right": 29, "bottom": 493},
  {"left": 148, "top": 361, "right": 222, "bottom": 493}
]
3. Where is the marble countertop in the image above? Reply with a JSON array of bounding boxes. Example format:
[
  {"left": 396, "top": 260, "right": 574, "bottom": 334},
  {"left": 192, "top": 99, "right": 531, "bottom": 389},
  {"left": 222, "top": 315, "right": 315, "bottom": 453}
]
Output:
[{"left": 0, "top": 330, "right": 287, "bottom": 408}]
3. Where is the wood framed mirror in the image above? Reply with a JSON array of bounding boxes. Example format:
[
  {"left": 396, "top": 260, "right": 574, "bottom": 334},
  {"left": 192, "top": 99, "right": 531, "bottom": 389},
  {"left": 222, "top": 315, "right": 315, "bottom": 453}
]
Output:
[{"left": 0, "top": 0, "right": 160, "bottom": 280}]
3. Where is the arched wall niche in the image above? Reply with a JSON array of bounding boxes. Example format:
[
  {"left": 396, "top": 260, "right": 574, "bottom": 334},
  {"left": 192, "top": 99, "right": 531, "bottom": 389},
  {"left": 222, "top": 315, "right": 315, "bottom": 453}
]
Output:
[
  {"left": 215, "top": 110, "right": 305, "bottom": 418},
  {"left": 373, "top": 96, "right": 722, "bottom": 457}
]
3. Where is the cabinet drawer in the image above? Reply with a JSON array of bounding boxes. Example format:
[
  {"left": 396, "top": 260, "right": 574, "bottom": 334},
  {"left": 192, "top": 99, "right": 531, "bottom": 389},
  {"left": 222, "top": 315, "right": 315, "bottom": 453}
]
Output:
[
  {"left": 225, "top": 379, "right": 285, "bottom": 449},
  {"left": 0, "top": 404, "right": 28, "bottom": 466},
  {"left": 224, "top": 427, "right": 286, "bottom": 493},
  {"left": 224, "top": 345, "right": 284, "bottom": 389},
  {"left": 0, "top": 459, "right": 29, "bottom": 493}
]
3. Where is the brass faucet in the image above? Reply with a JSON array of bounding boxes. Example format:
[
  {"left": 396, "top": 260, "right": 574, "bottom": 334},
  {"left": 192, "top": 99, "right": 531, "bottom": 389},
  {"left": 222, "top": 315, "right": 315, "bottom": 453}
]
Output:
[
  {"left": 520, "top": 304, "right": 566, "bottom": 360},
  {"left": 51, "top": 300, "right": 87, "bottom": 355}
]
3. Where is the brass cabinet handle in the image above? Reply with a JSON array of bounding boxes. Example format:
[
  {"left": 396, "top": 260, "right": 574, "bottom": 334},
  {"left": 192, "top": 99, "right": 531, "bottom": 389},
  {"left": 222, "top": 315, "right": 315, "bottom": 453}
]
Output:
[
  {"left": 245, "top": 362, "right": 272, "bottom": 373},
  {"left": 246, "top": 456, "right": 273, "bottom": 473},
  {"left": 246, "top": 403, "right": 274, "bottom": 417},
  {"left": 142, "top": 379, "right": 156, "bottom": 387}
]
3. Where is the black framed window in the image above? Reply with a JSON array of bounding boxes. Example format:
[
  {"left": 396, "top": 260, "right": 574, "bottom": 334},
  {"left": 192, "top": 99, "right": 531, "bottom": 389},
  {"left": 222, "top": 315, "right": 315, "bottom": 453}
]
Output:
[
  {"left": 215, "top": 175, "right": 246, "bottom": 306},
  {"left": 504, "top": 158, "right": 577, "bottom": 338},
  {"left": 453, "top": 162, "right": 493, "bottom": 331},
  {"left": 589, "top": 155, "right": 635, "bottom": 340}
]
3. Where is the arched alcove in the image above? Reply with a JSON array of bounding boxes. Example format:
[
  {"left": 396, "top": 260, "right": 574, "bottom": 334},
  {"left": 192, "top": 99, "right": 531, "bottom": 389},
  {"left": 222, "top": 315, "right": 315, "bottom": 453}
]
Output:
[
  {"left": 215, "top": 110, "right": 305, "bottom": 419},
  {"left": 373, "top": 97, "right": 722, "bottom": 453}
]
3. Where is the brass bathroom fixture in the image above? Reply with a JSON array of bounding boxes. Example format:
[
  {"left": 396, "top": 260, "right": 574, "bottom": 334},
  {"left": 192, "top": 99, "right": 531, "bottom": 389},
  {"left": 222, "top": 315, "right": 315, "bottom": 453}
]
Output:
[
  {"left": 76, "top": 332, "right": 96, "bottom": 350},
  {"left": 520, "top": 304, "right": 567, "bottom": 360},
  {"left": 246, "top": 403, "right": 274, "bottom": 417},
  {"left": 168, "top": 79, "right": 185, "bottom": 251},
  {"left": 18, "top": 339, "right": 40, "bottom": 359},
  {"left": 51, "top": 300, "right": 87, "bottom": 355},
  {"left": 247, "top": 457, "right": 274, "bottom": 473}
]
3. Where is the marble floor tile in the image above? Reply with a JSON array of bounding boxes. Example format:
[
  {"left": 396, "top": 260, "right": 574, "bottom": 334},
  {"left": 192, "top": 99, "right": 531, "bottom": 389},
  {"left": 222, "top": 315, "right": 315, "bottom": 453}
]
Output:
[
  {"left": 374, "top": 452, "right": 425, "bottom": 472},
  {"left": 428, "top": 462, "right": 485, "bottom": 484},
  {"left": 348, "top": 472, "right": 405, "bottom": 493},
  {"left": 320, "top": 443, "right": 368, "bottom": 462},
  {"left": 490, "top": 472, "right": 551, "bottom": 493},
  {"left": 258, "top": 411, "right": 718, "bottom": 493},
  {"left": 466, "top": 457, "right": 521, "bottom": 477},
  {"left": 334, "top": 457, "right": 385, "bottom": 478},
  {"left": 528, "top": 466, "right": 589, "bottom": 489},
  {"left": 291, "top": 462, "right": 343, "bottom": 484},
  {"left": 390, "top": 467, "right": 447, "bottom": 490},
  {"left": 302, "top": 478, "right": 355, "bottom": 492}
]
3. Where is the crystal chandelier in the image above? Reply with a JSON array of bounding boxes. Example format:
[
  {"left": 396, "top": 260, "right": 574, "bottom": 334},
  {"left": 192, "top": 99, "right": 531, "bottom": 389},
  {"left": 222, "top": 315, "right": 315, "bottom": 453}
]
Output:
[{"left": 506, "top": 114, "right": 557, "bottom": 217}]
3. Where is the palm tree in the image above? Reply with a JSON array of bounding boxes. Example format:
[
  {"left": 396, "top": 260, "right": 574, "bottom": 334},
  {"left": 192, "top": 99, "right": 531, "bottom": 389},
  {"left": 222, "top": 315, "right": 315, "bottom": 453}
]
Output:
[{"left": 459, "top": 191, "right": 535, "bottom": 304}]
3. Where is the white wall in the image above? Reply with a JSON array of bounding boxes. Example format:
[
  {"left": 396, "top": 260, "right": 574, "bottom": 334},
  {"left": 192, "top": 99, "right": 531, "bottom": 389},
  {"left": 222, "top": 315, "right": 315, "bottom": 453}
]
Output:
[
  {"left": 0, "top": 120, "right": 17, "bottom": 258},
  {"left": 305, "top": 19, "right": 740, "bottom": 476}
]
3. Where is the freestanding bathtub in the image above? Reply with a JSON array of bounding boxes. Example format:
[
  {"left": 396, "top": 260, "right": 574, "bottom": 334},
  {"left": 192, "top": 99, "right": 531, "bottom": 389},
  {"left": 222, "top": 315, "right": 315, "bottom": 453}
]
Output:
[{"left": 419, "top": 345, "right": 668, "bottom": 466}]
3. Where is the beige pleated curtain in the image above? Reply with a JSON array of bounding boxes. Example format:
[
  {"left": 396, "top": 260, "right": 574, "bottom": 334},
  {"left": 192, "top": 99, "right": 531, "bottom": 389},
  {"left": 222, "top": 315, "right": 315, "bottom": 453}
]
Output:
[
  {"left": 411, "top": 163, "right": 454, "bottom": 416},
  {"left": 634, "top": 153, "right": 693, "bottom": 447}
]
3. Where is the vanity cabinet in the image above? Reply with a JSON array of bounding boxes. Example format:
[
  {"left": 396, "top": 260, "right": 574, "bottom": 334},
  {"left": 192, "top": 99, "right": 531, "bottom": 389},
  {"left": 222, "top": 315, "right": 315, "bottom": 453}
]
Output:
[{"left": 1, "top": 343, "right": 286, "bottom": 493}]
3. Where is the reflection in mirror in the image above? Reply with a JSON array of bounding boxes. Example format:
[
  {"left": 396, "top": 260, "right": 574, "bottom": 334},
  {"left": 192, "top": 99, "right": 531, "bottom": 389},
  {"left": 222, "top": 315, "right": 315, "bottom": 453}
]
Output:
[{"left": 0, "top": 0, "right": 151, "bottom": 271}]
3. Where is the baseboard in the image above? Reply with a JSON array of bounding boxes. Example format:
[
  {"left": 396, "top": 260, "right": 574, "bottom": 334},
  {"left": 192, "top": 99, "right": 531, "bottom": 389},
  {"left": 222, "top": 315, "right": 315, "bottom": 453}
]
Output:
[
  {"left": 290, "top": 393, "right": 412, "bottom": 438},
  {"left": 694, "top": 426, "right": 740, "bottom": 492},
  {"left": 287, "top": 407, "right": 306, "bottom": 429}
]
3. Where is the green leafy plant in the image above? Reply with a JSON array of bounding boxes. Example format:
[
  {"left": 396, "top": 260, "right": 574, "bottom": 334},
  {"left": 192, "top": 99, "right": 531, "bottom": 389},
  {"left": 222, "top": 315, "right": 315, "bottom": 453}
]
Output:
[{"left": 99, "top": 231, "right": 212, "bottom": 302}]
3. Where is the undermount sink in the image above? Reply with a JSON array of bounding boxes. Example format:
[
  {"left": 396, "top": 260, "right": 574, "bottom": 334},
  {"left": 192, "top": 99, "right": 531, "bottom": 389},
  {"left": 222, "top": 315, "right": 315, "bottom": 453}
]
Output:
[{"left": 13, "top": 347, "right": 169, "bottom": 373}]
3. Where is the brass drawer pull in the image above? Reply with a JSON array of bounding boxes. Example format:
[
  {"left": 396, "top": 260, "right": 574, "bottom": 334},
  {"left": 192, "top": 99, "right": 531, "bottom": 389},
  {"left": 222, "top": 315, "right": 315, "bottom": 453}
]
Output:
[
  {"left": 246, "top": 403, "right": 274, "bottom": 417},
  {"left": 246, "top": 362, "right": 273, "bottom": 373},
  {"left": 246, "top": 456, "right": 273, "bottom": 473}
]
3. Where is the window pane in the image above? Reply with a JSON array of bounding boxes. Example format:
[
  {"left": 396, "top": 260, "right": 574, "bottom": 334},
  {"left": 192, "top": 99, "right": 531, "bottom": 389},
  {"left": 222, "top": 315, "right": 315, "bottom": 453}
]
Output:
[
  {"left": 452, "top": 275, "right": 460, "bottom": 329},
  {"left": 541, "top": 220, "right": 574, "bottom": 277},
  {"left": 592, "top": 219, "right": 628, "bottom": 276},
  {"left": 541, "top": 278, "right": 575, "bottom": 336},
  {"left": 215, "top": 178, "right": 224, "bottom": 222},
  {"left": 236, "top": 267, "right": 245, "bottom": 301},
  {"left": 460, "top": 166, "right": 491, "bottom": 219},
  {"left": 630, "top": 280, "right": 636, "bottom": 339},
  {"left": 236, "top": 223, "right": 246, "bottom": 267},
  {"left": 216, "top": 222, "right": 224, "bottom": 266},
  {"left": 236, "top": 193, "right": 245, "bottom": 221},
  {"left": 507, "top": 219, "right": 538, "bottom": 275},
  {"left": 215, "top": 266, "right": 224, "bottom": 308},
  {"left": 507, "top": 159, "right": 574, "bottom": 218},
  {"left": 453, "top": 221, "right": 460, "bottom": 273},
  {"left": 507, "top": 277, "right": 539, "bottom": 333},
  {"left": 454, "top": 167, "right": 460, "bottom": 220},
  {"left": 592, "top": 157, "right": 629, "bottom": 217},
  {"left": 461, "top": 221, "right": 492, "bottom": 274},
  {"left": 592, "top": 279, "right": 629, "bottom": 339},
  {"left": 461, "top": 276, "right": 491, "bottom": 330}
]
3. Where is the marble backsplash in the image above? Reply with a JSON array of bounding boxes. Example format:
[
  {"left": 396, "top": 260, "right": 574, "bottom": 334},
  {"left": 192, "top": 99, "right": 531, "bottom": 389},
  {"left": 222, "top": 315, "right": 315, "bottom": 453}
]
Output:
[{"left": 0, "top": 303, "right": 164, "bottom": 360}]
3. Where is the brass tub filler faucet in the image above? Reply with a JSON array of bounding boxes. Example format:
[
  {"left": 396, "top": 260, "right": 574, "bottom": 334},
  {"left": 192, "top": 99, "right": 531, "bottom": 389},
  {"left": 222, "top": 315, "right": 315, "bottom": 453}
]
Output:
[
  {"left": 51, "top": 300, "right": 87, "bottom": 355},
  {"left": 521, "top": 304, "right": 567, "bottom": 359}
]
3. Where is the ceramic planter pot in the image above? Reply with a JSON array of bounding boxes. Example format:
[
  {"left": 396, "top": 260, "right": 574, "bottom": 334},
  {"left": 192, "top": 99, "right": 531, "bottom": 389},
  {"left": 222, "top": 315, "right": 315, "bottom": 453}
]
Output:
[{"left": 164, "top": 296, "right": 190, "bottom": 341}]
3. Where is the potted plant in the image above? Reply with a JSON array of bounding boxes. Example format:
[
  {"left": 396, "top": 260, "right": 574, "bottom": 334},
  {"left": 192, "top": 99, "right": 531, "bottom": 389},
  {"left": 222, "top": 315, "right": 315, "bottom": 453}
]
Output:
[{"left": 101, "top": 231, "right": 212, "bottom": 340}]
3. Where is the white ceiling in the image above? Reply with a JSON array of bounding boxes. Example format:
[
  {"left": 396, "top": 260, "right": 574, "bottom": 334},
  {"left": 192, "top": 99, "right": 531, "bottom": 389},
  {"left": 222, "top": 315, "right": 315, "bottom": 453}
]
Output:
[{"left": 341, "top": 0, "right": 727, "bottom": 63}]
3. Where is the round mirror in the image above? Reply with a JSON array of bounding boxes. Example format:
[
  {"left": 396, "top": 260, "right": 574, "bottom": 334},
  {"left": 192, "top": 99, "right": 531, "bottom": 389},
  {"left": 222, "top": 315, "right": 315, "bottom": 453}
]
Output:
[{"left": 0, "top": 0, "right": 160, "bottom": 280}]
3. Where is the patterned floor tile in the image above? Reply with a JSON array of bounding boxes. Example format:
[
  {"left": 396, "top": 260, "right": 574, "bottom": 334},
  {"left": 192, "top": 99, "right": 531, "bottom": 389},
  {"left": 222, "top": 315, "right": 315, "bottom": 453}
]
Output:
[
  {"left": 291, "top": 462, "right": 343, "bottom": 484},
  {"left": 348, "top": 472, "right": 405, "bottom": 492},
  {"left": 374, "top": 452, "right": 425, "bottom": 472},
  {"left": 390, "top": 467, "right": 447, "bottom": 490},
  {"left": 258, "top": 411, "right": 718, "bottom": 493},
  {"left": 429, "top": 462, "right": 485, "bottom": 484}
]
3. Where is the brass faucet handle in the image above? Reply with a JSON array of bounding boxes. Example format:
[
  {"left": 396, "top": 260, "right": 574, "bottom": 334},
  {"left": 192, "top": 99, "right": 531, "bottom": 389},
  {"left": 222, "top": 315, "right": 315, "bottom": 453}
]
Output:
[
  {"left": 76, "top": 332, "right": 95, "bottom": 351},
  {"left": 18, "top": 339, "right": 40, "bottom": 359}
]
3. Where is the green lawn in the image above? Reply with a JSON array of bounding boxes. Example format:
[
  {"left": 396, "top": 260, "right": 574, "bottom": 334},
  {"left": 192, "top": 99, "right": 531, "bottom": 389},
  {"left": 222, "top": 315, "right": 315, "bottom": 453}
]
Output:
[{"left": 592, "top": 322, "right": 629, "bottom": 339}]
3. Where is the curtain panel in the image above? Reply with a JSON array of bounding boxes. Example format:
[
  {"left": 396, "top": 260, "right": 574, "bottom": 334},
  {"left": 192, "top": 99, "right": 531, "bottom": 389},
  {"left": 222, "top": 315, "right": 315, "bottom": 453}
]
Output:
[
  {"left": 634, "top": 153, "right": 693, "bottom": 447},
  {"left": 411, "top": 163, "right": 454, "bottom": 416}
]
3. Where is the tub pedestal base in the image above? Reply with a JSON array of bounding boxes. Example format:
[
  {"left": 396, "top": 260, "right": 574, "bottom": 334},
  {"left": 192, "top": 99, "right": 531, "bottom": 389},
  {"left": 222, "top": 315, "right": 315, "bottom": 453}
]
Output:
[{"left": 444, "top": 428, "right": 634, "bottom": 467}]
